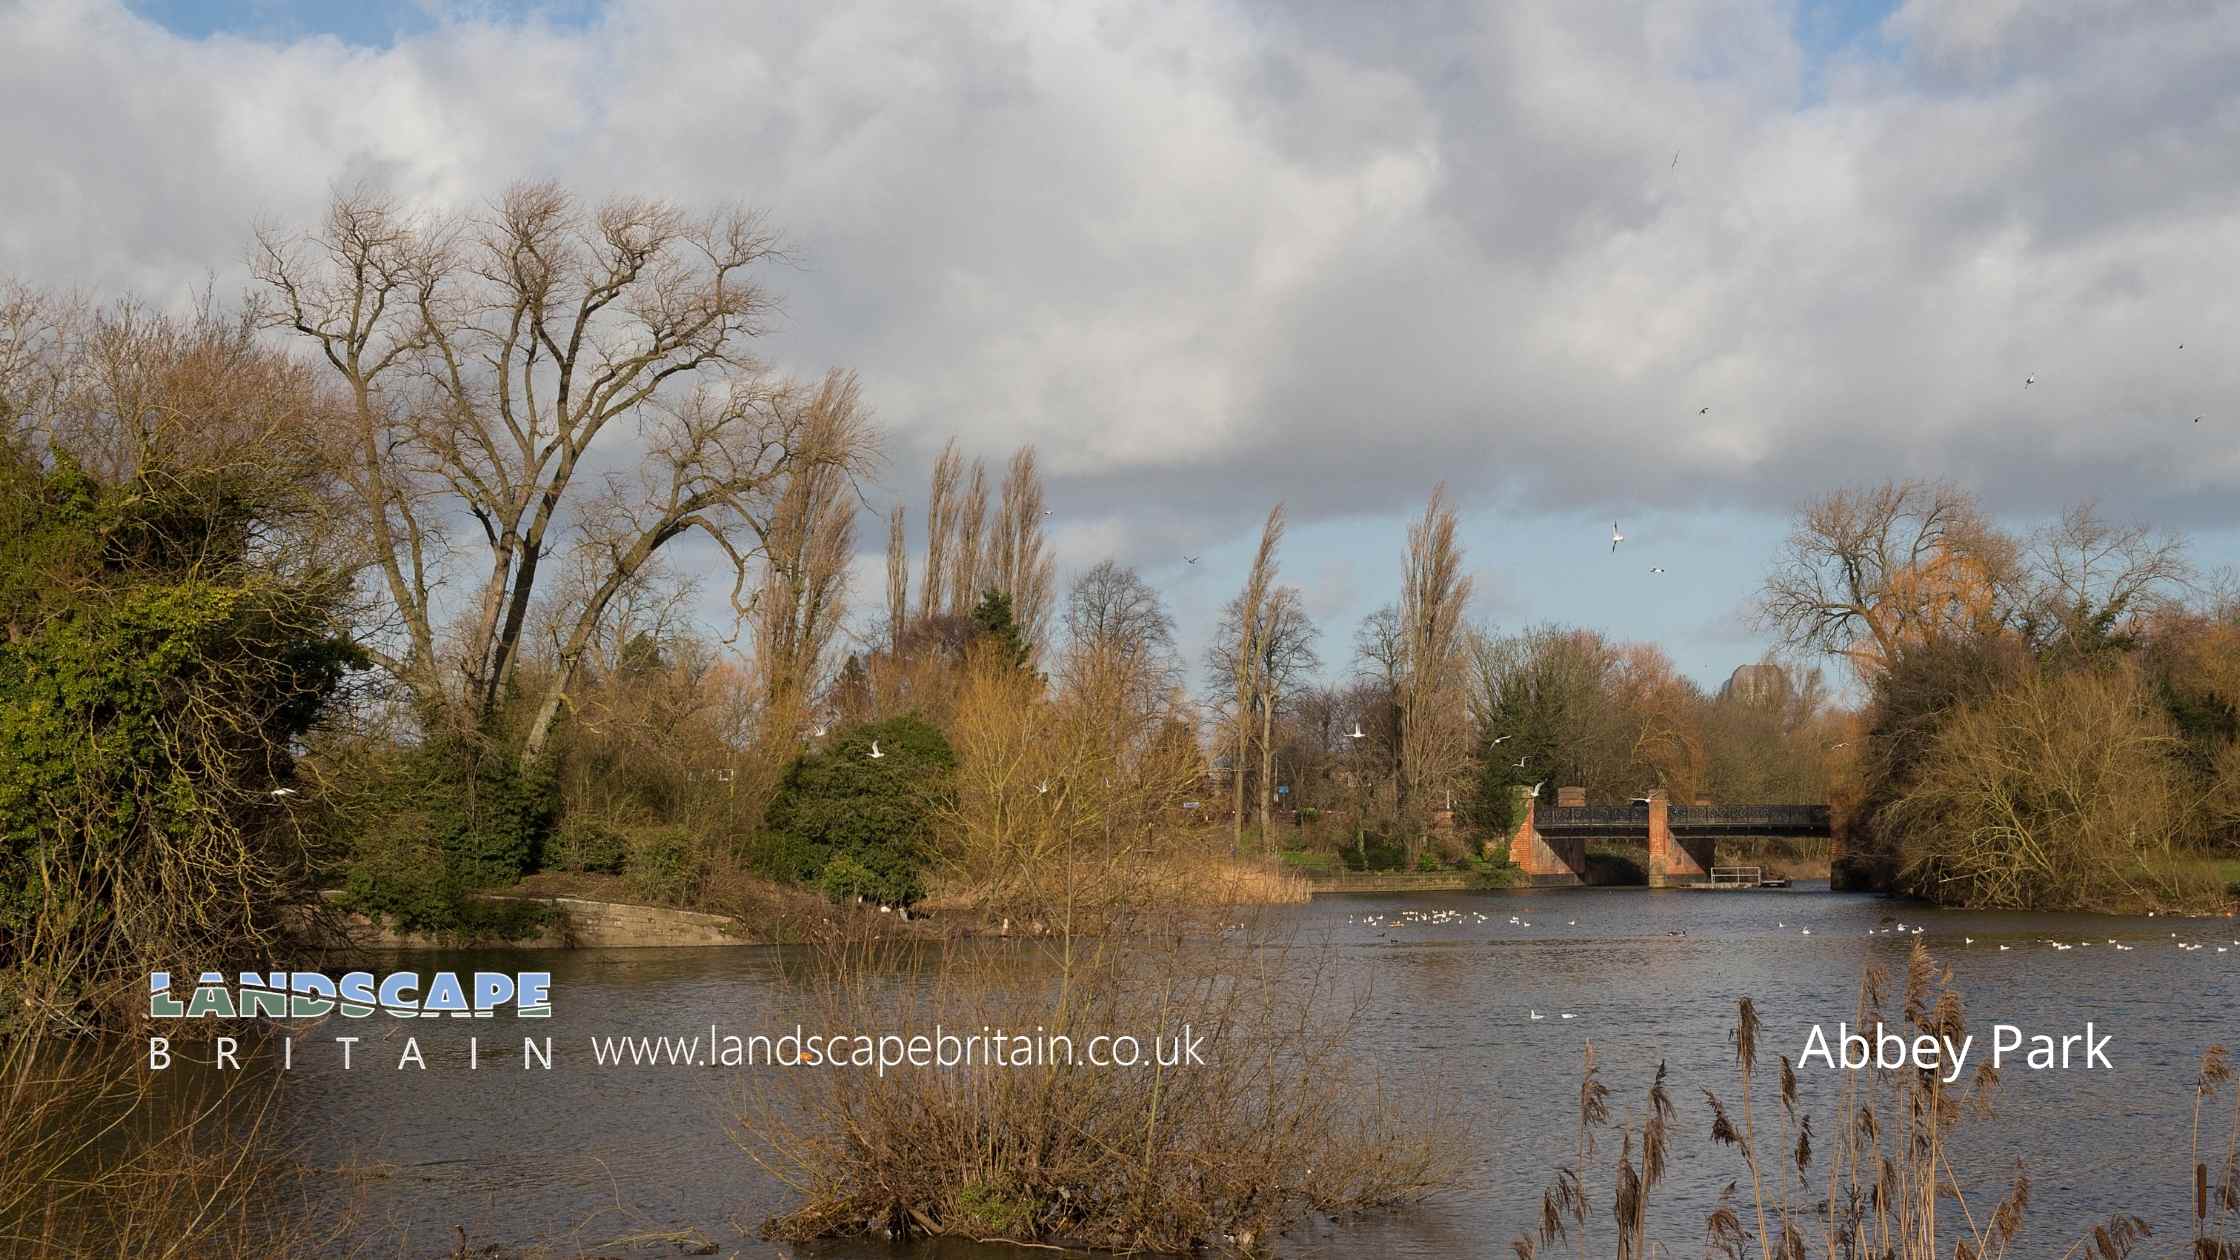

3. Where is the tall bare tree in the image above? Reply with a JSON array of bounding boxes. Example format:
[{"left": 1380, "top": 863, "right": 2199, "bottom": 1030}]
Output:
[
  {"left": 947, "top": 458, "right": 990, "bottom": 616},
  {"left": 256, "top": 183, "right": 876, "bottom": 760},
  {"left": 1250, "top": 589, "right": 1319, "bottom": 838},
  {"left": 1396, "top": 483, "right": 1474, "bottom": 830},
  {"left": 920, "top": 441, "right": 961, "bottom": 622},
  {"left": 1206, "top": 505, "right": 1295, "bottom": 852},
  {"left": 754, "top": 381, "right": 862, "bottom": 727},
  {"left": 885, "top": 504, "right": 908, "bottom": 651},
  {"left": 990, "top": 446, "right": 1055, "bottom": 653}
]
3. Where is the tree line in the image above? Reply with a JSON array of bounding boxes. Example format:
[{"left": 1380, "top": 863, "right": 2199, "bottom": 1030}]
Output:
[
  {"left": 20, "top": 182, "right": 2105, "bottom": 1032},
  {"left": 1759, "top": 479, "right": 2239, "bottom": 909}
]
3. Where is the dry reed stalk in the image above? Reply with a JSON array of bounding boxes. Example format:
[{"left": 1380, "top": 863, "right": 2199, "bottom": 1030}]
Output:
[{"left": 0, "top": 1032, "right": 344, "bottom": 1260}]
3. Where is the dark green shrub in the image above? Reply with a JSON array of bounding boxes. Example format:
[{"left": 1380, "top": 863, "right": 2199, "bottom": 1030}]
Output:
[
  {"left": 1338, "top": 836, "right": 1409, "bottom": 872},
  {"left": 755, "top": 714, "right": 955, "bottom": 905},
  {"left": 550, "top": 817, "right": 629, "bottom": 874},
  {"left": 1459, "top": 754, "right": 1519, "bottom": 839},
  {"left": 337, "top": 736, "right": 555, "bottom": 931},
  {"left": 624, "top": 824, "right": 704, "bottom": 905}
]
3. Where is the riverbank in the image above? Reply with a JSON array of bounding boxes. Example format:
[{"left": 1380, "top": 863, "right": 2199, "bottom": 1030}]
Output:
[{"left": 299, "top": 857, "right": 1315, "bottom": 954}]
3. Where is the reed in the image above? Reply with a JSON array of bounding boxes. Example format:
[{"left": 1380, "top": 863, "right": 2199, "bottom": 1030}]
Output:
[
  {"left": 1517, "top": 939, "right": 2240, "bottom": 1260},
  {"left": 0, "top": 1032, "right": 338, "bottom": 1260}
]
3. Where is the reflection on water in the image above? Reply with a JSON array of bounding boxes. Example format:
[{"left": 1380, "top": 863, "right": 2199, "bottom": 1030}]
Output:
[{"left": 175, "top": 886, "right": 2240, "bottom": 1256}]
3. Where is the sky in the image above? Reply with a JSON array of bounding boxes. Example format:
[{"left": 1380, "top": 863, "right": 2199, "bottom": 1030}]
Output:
[{"left": 5, "top": 0, "right": 2239, "bottom": 697}]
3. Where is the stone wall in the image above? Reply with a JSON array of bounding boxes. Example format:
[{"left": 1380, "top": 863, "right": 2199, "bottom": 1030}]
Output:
[{"left": 317, "top": 894, "right": 747, "bottom": 951}]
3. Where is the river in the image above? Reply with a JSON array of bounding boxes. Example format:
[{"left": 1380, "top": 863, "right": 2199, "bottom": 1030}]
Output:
[{"left": 206, "top": 885, "right": 2240, "bottom": 1256}]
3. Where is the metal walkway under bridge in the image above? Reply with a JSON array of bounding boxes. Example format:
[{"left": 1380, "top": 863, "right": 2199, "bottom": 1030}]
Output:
[{"left": 1506, "top": 792, "right": 1830, "bottom": 887}]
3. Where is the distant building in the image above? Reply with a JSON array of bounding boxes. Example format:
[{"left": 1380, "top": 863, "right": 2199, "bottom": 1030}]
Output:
[{"left": 1719, "top": 662, "right": 1789, "bottom": 706}]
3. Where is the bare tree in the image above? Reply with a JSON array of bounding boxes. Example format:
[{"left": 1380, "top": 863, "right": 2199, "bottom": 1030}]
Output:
[
  {"left": 1759, "top": 479, "right": 2018, "bottom": 679},
  {"left": 1251, "top": 589, "right": 1320, "bottom": 837},
  {"left": 1207, "top": 505, "right": 1286, "bottom": 853},
  {"left": 990, "top": 446, "right": 1055, "bottom": 653},
  {"left": 1396, "top": 484, "right": 1474, "bottom": 830},
  {"left": 2023, "top": 501, "right": 2193, "bottom": 648},
  {"left": 754, "top": 385, "right": 861, "bottom": 726},
  {"left": 885, "top": 504, "right": 908, "bottom": 651},
  {"left": 1352, "top": 605, "right": 1406, "bottom": 816},
  {"left": 1066, "top": 560, "right": 1176, "bottom": 662},
  {"left": 921, "top": 441, "right": 961, "bottom": 622},
  {"left": 947, "top": 458, "right": 990, "bottom": 617},
  {"left": 256, "top": 183, "right": 877, "bottom": 760}
]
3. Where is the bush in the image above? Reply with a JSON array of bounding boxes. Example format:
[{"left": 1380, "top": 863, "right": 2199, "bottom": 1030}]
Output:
[
  {"left": 1887, "top": 666, "right": 2210, "bottom": 910},
  {"left": 624, "top": 824, "right": 705, "bottom": 905},
  {"left": 754, "top": 715, "right": 955, "bottom": 906},
  {"left": 0, "top": 442, "right": 361, "bottom": 1023},
  {"left": 336, "top": 737, "right": 555, "bottom": 931},
  {"left": 549, "top": 817, "right": 628, "bottom": 874},
  {"left": 1338, "top": 836, "right": 1409, "bottom": 872}
]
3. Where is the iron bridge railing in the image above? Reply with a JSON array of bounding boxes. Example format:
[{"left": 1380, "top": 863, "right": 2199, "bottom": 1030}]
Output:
[{"left": 1533, "top": 804, "right": 1831, "bottom": 838}]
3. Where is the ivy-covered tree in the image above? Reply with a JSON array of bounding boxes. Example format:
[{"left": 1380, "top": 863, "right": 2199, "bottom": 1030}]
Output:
[
  {"left": 754, "top": 714, "right": 956, "bottom": 905},
  {"left": 0, "top": 448, "right": 359, "bottom": 1022}
]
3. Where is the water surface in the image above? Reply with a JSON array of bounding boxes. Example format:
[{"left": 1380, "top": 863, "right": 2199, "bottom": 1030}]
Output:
[{"left": 208, "top": 886, "right": 2240, "bottom": 1256}]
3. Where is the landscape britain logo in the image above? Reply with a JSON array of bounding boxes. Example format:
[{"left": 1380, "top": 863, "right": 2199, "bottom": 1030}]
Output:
[{"left": 149, "top": 970, "right": 554, "bottom": 1020}]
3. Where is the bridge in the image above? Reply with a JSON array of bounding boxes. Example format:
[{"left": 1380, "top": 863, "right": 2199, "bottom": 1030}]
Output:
[{"left": 1506, "top": 788, "right": 1832, "bottom": 887}]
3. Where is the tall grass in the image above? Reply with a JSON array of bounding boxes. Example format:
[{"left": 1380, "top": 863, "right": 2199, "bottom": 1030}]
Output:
[
  {"left": 0, "top": 1033, "right": 338, "bottom": 1260},
  {"left": 1514, "top": 940, "right": 2240, "bottom": 1259}
]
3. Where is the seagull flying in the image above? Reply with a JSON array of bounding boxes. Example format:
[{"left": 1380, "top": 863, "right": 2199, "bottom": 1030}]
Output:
[
  {"left": 1529, "top": 779, "right": 1547, "bottom": 798},
  {"left": 1648, "top": 566, "right": 1666, "bottom": 574},
  {"left": 1037, "top": 780, "right": 1050, "bottom": 795},
  {"left": 269, "top": 787, "right": 298, "bottom": 798},
  {"left": 2024, "top": 375, "right": 2037, "bottom": 387},
  {"left": 1610, "top": 523, "right": 1625, "bottom": 552},
  {"left": 868, "top": 741, "right": 885, "bottom": 760},
  {"left": 1347, "top": 721, "right": 1366, "bottom": 740},
  {"left": 1528, "top": 1010, "right": 1544, "bottom": 1021},
  {"left": 1184, "top": 554, "right": 1200, "bottom": 565},
  {"left": 1697, "top": 406, "right": 1709, "bottom": 415},
  {"left": 1513, "top": 755, "right": 1528, "bottom": 769},
  {"left": 1491, "top": 734, "right": 1511, "bottom": 745}
]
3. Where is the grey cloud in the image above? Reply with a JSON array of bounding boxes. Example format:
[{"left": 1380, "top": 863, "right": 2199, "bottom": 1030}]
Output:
[{"left": 3, "top": 0, "right": 2237, "bottom": 562}]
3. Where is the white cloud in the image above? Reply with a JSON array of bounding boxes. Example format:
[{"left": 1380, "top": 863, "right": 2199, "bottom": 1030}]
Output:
[{"left": 5, "top": 0, "right": 2239, "bottom": 682}]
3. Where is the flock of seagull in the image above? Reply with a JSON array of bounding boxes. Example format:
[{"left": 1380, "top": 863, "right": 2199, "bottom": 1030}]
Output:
[{"left": 1340, "top": 907, "right": 2240, "bottom": 1021}]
